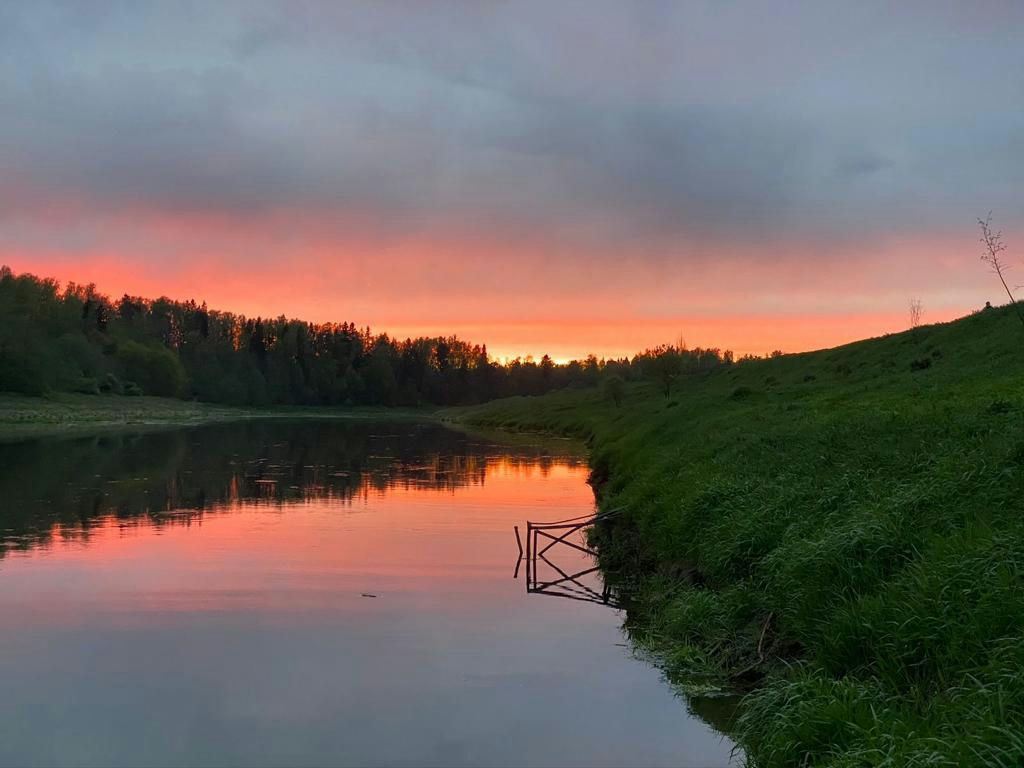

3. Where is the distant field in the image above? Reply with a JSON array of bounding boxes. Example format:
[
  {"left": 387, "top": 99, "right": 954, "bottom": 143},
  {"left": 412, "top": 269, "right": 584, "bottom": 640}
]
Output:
[
  {"left": 0, "top": 393, "right": 430, "bottom": 440},
  {"left": 450, "top": 303, "right": 1024, "bottom": 767}
]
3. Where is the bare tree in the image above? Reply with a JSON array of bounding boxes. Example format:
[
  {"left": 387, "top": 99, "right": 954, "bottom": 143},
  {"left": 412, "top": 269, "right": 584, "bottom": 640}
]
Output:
[
  {"left": 909, "top": 298, "right": 923, "bottom": 330},
  {"left": 978, "top": 213, "right": 1024, "bottom": 327}
]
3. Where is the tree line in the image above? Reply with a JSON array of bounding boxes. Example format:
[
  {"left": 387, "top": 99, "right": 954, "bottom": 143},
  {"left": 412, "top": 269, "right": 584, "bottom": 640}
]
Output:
[{"left": 0, "top": 266, "right": 738, "bottom": 406}]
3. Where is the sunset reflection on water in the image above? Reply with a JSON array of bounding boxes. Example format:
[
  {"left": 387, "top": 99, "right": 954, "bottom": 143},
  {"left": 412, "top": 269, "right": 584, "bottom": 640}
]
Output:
[{"left": 0, "top": 420, "right": 737, "bottom": 768}]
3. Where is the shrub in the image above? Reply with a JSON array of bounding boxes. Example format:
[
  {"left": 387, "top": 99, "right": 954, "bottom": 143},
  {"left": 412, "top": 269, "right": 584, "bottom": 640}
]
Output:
[
  {"left": 115, "top": 340, "right": 186, "bottom": 397},
  {"left": 0, "top": 351, "right": 47, "bottom": 395},
  {"left": 100, "top": 372, "right": 124, "bottom": 395},
  {"left": 988, "top": 398, "right": 1013, "bottom": 415},
  {"left": 71, "top": 377, "right": 100, "bottom": 395},
  {"left": 603, "top": 374, "right": 625, "bottom": 407}
]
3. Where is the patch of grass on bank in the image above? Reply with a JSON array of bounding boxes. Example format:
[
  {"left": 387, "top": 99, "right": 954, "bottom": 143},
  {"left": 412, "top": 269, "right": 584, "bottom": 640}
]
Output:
[
  {"left": 449, "top": 304, "right": 1024, "bottom": 767},
  {"left": 0, "top": 392, "right": 432, "bottom": 440}
]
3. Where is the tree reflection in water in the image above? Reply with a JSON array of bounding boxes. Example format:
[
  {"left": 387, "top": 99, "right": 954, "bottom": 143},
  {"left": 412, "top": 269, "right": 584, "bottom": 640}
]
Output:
[{"left": 0, "top": 419, "right": 584, "bottom": 559}]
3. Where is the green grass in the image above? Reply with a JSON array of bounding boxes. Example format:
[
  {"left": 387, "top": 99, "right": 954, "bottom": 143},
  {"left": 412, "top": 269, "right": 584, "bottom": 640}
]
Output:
[
  {"left": 448, "top": 304, "right": 1024, "bottom": 767},
  {"left": 0, "top": 392, "right": 433, "bottom": 440}
]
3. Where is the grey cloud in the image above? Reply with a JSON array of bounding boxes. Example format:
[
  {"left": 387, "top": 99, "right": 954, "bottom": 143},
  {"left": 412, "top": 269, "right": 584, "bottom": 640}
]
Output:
[
  {"left": 1, "top": 0, "right": 1022, "bottom": 251},
  {"left": 834, "top": 155, "right": 893, "bottom": 178}
]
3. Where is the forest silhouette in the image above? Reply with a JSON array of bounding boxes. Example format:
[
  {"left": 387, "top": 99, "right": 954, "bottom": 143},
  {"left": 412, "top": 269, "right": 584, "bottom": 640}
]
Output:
[{"left": 0, "top": 266, "right": 735, "bottom": 406}]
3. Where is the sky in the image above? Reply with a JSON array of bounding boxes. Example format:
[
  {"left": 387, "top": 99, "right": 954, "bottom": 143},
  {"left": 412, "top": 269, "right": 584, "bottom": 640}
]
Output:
[{"left": 2, "top": 1, "right": 1023, "bottom": 361}]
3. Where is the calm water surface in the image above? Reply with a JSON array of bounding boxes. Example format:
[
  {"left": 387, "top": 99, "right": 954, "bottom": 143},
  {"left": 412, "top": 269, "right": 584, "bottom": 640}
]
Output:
[{"left": 0, "top": 420, "right": 736, "bottom": 767}]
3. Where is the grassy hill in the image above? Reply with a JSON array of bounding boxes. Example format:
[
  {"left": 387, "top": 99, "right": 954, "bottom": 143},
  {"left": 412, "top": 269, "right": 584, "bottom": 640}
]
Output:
[{"left": 449, "top": 304, "right": 1024, "bottom": 767}]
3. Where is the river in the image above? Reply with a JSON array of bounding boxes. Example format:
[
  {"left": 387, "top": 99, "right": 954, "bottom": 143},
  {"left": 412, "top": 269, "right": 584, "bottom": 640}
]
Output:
[{"left": 0, "top": 419, "right": 737, "bottom": 767}]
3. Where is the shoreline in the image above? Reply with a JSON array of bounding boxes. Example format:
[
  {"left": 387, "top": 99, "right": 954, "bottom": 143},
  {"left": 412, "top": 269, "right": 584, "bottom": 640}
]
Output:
[
  {"left": 0, "top": 393, "right": 435, "bottom": 442},
  {"left": 448, "top": 304, "right": 1024, "bottom": 766}
]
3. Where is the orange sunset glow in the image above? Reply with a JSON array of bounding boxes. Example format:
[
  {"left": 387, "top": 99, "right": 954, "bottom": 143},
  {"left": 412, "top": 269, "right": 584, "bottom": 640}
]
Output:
[
  {"left": 5, "top": 459, "right": 593, "bottom": 621},
  {"left": 2, "top": 3, "right": 1021, "bottom": 362},
  {"left": 1, "top": 230, "right": 1004, "bottom": 361}
]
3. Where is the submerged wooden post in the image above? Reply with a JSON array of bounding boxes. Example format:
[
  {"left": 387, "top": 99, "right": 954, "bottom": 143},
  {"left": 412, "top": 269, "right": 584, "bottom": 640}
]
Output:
[
  {"left": 533, "top": 525, "right": 539, "bottom": 583},
  {"left": 525, "top": 521, "right": 532, "bottom": 590}
]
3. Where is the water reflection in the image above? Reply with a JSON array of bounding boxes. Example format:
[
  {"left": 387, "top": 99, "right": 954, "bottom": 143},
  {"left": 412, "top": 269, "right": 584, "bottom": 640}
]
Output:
[
  {"left": 0, "top": 419, "right": 582, "bottom": 558},
  {"left": 0, "top": 419, "right": 737, "bottom": 768},
  {"left": 520, "top": 512, "right": 621, "bottom": 608}
]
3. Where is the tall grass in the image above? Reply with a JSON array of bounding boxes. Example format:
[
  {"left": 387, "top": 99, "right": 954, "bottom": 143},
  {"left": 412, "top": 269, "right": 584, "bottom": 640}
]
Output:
[{"left": 451, "top": 303, "right": 1024, "bottom": 766}]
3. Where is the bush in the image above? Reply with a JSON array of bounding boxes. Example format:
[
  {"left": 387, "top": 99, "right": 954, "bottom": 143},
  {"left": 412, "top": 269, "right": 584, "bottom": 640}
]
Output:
[
  {"left": 71, "top": 377, "right": 100, "bottom": 395},
  {"left": 0, "top": 330, "right": 50, "bottom": 395},
  {"left": 115, "top": 340, "right": 186, "bottom": 397},
  {"left": 0, "top": 353, "right": 47, "bottom": 395},
  {"left": 603, "top": 374, "right": 625, "bottom": 407},
  {"left": 56, "top": 333, "right": 103, "bottom": 382},
  {"left": 100, "top": 372, "right": 124, "bottom": 394},
  {"left": 988, "top": 398, "right": 1013, "bottom": 414}
]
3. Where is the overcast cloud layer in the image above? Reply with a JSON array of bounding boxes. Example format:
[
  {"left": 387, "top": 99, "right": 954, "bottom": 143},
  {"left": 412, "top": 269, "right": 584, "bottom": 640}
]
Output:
[{"left": 2, "top": 1, "right": 1023, "bottom": 356}]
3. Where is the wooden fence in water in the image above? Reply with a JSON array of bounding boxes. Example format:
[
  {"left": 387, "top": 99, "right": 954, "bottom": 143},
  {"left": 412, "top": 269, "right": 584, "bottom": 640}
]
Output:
[{"left": 514, "top": 508, "right": 623, "bottom": 607}]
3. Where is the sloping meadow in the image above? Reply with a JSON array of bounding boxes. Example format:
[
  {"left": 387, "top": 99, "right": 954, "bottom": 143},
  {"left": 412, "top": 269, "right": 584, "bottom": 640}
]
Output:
[{"left": 452, "top": 304, "right": 1024, "bottom": 766}]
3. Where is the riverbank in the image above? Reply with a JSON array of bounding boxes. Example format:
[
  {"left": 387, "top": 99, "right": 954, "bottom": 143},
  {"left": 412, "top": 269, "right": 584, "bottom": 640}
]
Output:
[
  {"left": 0, "top": 393, "right": 432, "bottom": 441},
  {"left": 448, "top": 303, "right": 1024, "bottom": 766}
]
